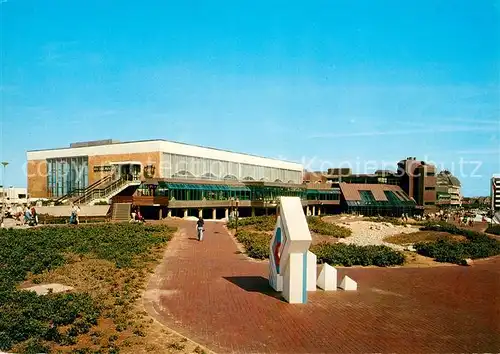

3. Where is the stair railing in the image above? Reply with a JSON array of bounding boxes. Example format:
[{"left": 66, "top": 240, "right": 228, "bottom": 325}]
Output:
[{"left": 75, "top": 175, "right": 140, "bottom": 204}]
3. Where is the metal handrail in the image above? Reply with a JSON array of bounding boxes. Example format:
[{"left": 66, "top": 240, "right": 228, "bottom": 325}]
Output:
[
  {"left": 75, "top": 175, "right": 141, "bottom": 204},
  {"left": 54, "top": 175, "right": 113, "bottom": 202}
]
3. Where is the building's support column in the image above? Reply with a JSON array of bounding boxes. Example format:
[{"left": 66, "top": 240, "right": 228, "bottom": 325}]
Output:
[
  {"left": 225, "top": 208, "right": 229, "bottom": 219},
  {"left": 212, "top": 208, "right": 217, "bottom": 220},
  {"left": 183, "top": 209, "right": 188, "bottom": 218},
  {"left": 198, "top": 208, "right": 203, "bottom": 218},
  {"left": 159, "top": 208, "right": 163, "bottom": 220},
  {"left": 312, "top": 206, "right": 316, "bottom": 216},
  {"left": 265, "top": 208, "right": 268, "bottom": 216},
  {"left": 251, "top": 207, "right": 256, "bottom": 217},
  {"left": 167, "top": 209, "right": 172, "bottom": 218},
  {"left": 318, "top": 207, "right": 321, "bottom": 216},
  {"left": 306, "top": 206, "right": 311, "bottom": 216}
]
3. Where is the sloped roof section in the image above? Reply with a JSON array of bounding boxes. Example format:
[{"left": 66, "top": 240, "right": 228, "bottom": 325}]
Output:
[{"left": 339, "top": 183, "right": 411, "bottom": 201}]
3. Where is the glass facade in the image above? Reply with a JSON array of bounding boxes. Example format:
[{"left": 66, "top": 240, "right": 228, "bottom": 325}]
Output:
[
  {"left": 47, "top": 157, "right": 89, "bottom": 197},
  {"left": 162, "top": 153, "right": 302, "bottom": 184},
  {"left": 159, "top": 182, "right": 252, "bottom": 201},
  {"left": 306, "top": 189, "right": 341, "bottom": 201},
  {"left": 345, "top": 190, "right": 416, "bottom": 216}
]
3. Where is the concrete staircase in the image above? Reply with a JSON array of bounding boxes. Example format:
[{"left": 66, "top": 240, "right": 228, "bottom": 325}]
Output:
[{"left": 112, "top": 203, "right": 132, "bottom": 222}]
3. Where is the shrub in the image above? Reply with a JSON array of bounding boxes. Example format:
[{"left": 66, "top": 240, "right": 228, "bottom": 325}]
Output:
[
  {"left": 307, "top": 217, "right": 351, "bottom": 238},
  {"left": 0, "top": 223, "right": 175, "bottom": 352},
  {"left": 227, "top": 216, "right": 276, "bottom": 231},
  {"left": 415, "top": 222, "right": 500, "bottom": 264},
  {"left": 234, "top": 230, "right": 271, "bottom": 259},
  {"left": 485, "top": 224, "right": 500, "bottom": 236},
  {"left": 311, "top": 243, "right": 405, "bottom": 267}
]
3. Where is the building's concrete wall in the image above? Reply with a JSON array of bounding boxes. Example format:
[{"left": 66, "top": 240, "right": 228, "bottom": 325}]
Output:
[
  {"left": 27, "top": 159, "right": 47, "bottom": 198},
  {"left": 36, "top": 205, "right": 110, "bottom": 217}
]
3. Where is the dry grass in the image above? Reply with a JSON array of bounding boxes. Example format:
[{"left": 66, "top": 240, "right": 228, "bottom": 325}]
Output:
[
  {"left": 24, "top": 239, "right": 210, "bottom": 354},
  {"left": 384, "top": 231, "right": 466, "bottom": 245}
]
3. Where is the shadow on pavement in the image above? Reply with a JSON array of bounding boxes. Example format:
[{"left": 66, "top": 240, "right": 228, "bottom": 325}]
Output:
[{"left": 223, "top": 276, "right": 285, "bottom": 301}]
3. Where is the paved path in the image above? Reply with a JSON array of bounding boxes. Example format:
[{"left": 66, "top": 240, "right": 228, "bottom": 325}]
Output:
[{"left": 145, "top": 221, "right": 500, "bottom": 353}]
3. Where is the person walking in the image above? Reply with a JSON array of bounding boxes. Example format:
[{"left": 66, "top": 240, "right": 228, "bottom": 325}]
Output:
[{"left": 196, "top": 216, "right": 205, "bottom": 241}]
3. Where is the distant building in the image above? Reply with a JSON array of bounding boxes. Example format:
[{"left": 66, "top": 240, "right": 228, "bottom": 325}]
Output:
[
  {"left": 306, "top": 156, "right": 437, "bottom": 211},
  {"left": 0, "top": 186, "right": 29, "bottom": 206},
  {"left": 436, "top": 170, "right": 462, "bottom": 208},
  {"left": 339, "top": 183, "right": 416, "bottom": 216},
  {"left": 492, "top": 175, "right": 500, "bottom": 212},
  {"left": 397, "top": 157, "right": 437, "bottom": 209}
]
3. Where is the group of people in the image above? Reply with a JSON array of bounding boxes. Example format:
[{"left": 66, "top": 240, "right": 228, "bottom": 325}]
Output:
[
  {"left": 130, "top": 206, "right": 145, "bottom": 223},
  {"left": 420, "top": 210, "right": 479, "bottom": 227},
  {"left": 2, "top": 204, "right": 38, "bottom": 226}
]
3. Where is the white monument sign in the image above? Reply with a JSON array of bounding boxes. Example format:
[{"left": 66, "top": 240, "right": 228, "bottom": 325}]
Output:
[{"left": 269, "top": 197, "right": 312, "bottom": 304}]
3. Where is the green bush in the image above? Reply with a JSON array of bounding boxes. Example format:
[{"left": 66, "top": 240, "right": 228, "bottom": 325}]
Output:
[
  {"left": 0, "top": 224, "right": 174, "bottom": 352},
  {"left": 415, "top": 222, "right": 500, "bottom": 264},
  {"left": 307, "top": 217, "right": 351, "bottom": 238},
  {"left": 485, "top": 224, "right": 500, "bottom": 236},
  {"left": 311, "top": 243, "right": 405, "bottom": 267},
  {"left": 227, "top": 216, "right": 276, "bottom": 231},
  {"left": 234, "top": 230, "right": 271, "bottom": 259}
]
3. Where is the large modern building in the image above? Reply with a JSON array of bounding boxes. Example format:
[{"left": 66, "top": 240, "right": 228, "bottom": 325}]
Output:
[
  {"left": 27, "top": 139, "right": 343, "bottom": 219},
  {"left": 304, "top": 157, "right": 437, "bottom": 212},
  {"left": 492, "top": 175, "right": 500, "bottom": 212}
]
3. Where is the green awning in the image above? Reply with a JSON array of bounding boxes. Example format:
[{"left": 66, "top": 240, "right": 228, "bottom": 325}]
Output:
[
  {"left": 307, "top": 189, "right": 340, "bottom": 195},
  {"left": 158, "top": 182, "right": 251, "bottom": 192}
]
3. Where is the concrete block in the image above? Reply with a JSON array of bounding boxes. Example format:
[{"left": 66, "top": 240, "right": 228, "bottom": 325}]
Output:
[
  {"left": 307, "top": 251, "right": 317, "bottom": 291},
  {"left": 282, "top": 252, "right": 307, "bottom": 304},
  {"left": 340, "top": 275, "right": 357, "bottom": 291},
  {"left": 316, "top": 263, "right": 337, "bottom": 291}
]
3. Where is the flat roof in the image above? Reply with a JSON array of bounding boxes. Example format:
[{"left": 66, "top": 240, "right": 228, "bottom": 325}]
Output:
[
  {"left": 27, "top": 138, "right": 293, "bottom": 163},
  {"left": 26, "top": 138, "right": 303, "bottom": 171}
]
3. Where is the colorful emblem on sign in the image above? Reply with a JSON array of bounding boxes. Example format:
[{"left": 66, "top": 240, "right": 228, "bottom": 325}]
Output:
[{"left": 272, "top": 227, "right": 282, "bottom": 273}]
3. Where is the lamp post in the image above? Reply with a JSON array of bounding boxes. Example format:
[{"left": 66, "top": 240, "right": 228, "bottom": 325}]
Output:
[
  {"left": 1, "top": 162, "right": 8, "bottom": 228},
  {"left": 235, "top": 197, "right": 239, "bottom": 233}
]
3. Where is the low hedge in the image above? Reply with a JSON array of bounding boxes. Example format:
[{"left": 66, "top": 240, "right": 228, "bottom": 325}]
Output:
[
  {"left": 311, "top": 242, "right": 405, "bottom": 267},
  {"left": 415, "top": 222, "right": 500, "bottom": 264},
  {"left": 485, "top": 224, "right": 500, "bottom": 236},
  {"left": 234, "top": 231, "right": 404, "bottom": 266},
  {"left": 234, "top": 230, "right": 271, "bottom": 259},
  {"left": 307, "top": 217, "right": 352, "bottom": 238},
  {"left": 227, "top": 216, "right": 276, "bottom": 231}
]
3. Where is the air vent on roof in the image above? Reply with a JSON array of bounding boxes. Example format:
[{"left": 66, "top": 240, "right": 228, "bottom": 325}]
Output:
[{"left": 70, "top": 139, "right": 120, "bottom": 148}]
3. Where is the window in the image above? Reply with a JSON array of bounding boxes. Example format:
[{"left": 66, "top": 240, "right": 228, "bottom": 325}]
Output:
[
  {"left": 359, "top": 191, "right": 376, "bottom": 204},
  {"left": 46, "top": 156, "right": 89, "bottom": 197},
  {"left": 424, "top": 201, "right": 435, "bottom": 205},
  {"left": 426, "top": 172, "right": 435, "bottom": 176},
  {"left": 425, "top": 187, "right": 435, "bottom": 191}
]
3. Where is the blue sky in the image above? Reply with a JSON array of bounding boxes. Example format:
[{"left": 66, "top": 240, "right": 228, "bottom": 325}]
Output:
[{"left": 1, "top": 0, "right": 499, "bottom": 196}]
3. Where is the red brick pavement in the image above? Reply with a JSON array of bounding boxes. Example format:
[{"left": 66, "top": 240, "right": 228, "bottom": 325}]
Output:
[{"left": 145, "top": 221, "right": 500, "bottom": 353}]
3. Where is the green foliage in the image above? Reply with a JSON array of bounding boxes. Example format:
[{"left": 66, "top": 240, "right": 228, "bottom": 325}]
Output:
[
  {"left": 311, "top": 243, "right": 405, "bottom": 267},
  {"left": 415, "top": 222, "right": 500, "bottom": 264},
  {"left": 307, "top": 217, "right": 351, "bottom": 238},
  {"left": 0, "top": 224, "right": 174, "bottom": 353},
  {"left": 485, "top": 224, "right": 500, "bottom": 236},
  {"left": 227, "top": 215, "right": 352, "bottom": 238},
  {"left": 227, "top": 216, "right": 276, "bottom": 231},
  {"left": 234, "top": 230, "right": 271, "bottom": 259}
]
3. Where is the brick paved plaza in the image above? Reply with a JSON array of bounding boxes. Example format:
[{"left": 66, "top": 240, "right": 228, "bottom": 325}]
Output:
[{"left": 144, "top": 221, "right": 500, "bottom": 353}]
